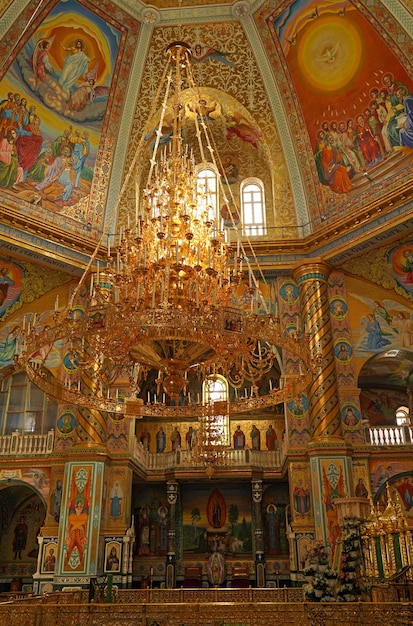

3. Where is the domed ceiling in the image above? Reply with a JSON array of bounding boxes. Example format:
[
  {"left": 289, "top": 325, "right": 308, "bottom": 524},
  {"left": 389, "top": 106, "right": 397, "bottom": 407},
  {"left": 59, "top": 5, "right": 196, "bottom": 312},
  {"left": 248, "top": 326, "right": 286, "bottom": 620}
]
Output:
[{"left": 0, "top": 0, "right": 412, "bottom": 272}]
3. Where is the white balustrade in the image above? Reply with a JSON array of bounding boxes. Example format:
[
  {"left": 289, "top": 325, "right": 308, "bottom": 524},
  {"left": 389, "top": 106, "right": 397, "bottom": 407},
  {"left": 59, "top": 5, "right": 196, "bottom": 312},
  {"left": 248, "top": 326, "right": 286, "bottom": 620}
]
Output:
[
  {"left": 0, "top": 429, "right": 54, "bottom": 456},
  {"left": 368, "top": 425, "right": 411, "bottom": 446},
  {"left": 132, "top": 439, "right": 283, "bottom": 471}
]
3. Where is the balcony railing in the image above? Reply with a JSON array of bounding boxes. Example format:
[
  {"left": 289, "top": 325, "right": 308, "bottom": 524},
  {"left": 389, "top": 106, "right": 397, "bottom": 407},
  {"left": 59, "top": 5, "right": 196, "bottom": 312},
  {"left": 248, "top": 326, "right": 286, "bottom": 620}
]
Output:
[
  {"left": 0, "top": 429, "right": 55, "bottom": 456},
  {"left": 133, "top": 439, "right": 282, "bottom": 472},
  {"left": 364, "top": 424, "right": 413, "bottom": 446},
  {"left": 0, "top": 424, "right": 411, "bottom": 461}
]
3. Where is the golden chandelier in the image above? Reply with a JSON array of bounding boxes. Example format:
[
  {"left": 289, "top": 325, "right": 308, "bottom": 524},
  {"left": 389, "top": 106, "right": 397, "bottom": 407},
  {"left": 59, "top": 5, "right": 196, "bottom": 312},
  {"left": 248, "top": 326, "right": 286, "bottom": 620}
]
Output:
[{"left": 18, "top": 42, "right": 313, "bottom": 420}]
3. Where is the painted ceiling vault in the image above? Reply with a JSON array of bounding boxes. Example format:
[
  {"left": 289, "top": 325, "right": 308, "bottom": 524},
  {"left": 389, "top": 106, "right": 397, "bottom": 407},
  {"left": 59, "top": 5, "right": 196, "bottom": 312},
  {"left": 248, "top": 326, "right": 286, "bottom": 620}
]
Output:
[{"left": 0, "top": 0, "right": 412, "bottom": 272}]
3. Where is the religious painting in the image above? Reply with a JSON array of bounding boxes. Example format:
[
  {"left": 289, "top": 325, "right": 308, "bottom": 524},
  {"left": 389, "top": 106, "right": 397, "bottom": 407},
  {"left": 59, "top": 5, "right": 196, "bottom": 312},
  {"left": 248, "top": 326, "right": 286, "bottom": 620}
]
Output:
[
  {"left": 181, "top": 483, "right": 252, "bottom": 554},
  {"left": 41, "top": 540, "right": 57, "bottom": 573},
  {"left": 370, "top": 459, "right": 413, "bottom": 495},
  {"left": 61, "top": 464, "right": 92, "bottom": 573},
  {"left": 287, "top": 391, "right": 311, "bottom": 447},
  {"left": 329, "top": 296, "right": 347, "bottom": 321},
  {"left": 390, "top": 241, "right": 413, "bottom": 298},
  {"left": 268, "top": 0, "right": 413, "bottom": 204},
  {"left": 262, "top": 483, "right": 290, "bottom": 556},
  {"left": 289, "top": 463, "right": 312, "bottom": 525},
  {"left": 347, "top": 276, "right": 413, "bottom": 356},
  {"left": 341, "top": 403, "right": 360, "bottom": 429},
  {"left": 48, "top": 472, "right": 64, "bottom": 523},
  {"left": 220, "top": 196, "right": 240, "bottom": 227},
  {"left": 132, "top": 485, "right": 170, "bottom": 558},
  {"left": 297, "top": 534, "right": 315, "bottom": 571},
  {"left": 0, "top": 0, "right": 132, "bottom": 236},
  {"left": 287, "top": 393, "right": 308, "bottom": 419},
  {"left": 279, "top": 281, "right": 299, "bottom": 305},
  {"left": 352, "top": 460, "right": 370, "bottom": 500},
  {"left": 0, "top": 322, "right": 21, "bottom": 366},
  {"left": 0, "top": 259, "right": 24, "bottom": 320},
  {"left": 360, "top": 387, "right": 408, "bottom": 428},
  {"left": 0, "top": 489, "right": 46, "bottom": 568},
  {"left": 108, "top": 473, "right": 125, "bottom": 521},
  {"left": 219, "top": 154, "right": 239, "bottom": 185},
  {"left": 22, "top": 467, "right": 51, "bottom": 499},
  {"left": 190, "top": 43, "right": 235, "bottom": 67},
  {"left": 376, "top": 473, "right": 413, "bottom": 526},
  {"left": 320, "top": 460, "right": 348, "bottom": 549},
  {"left": 104, "top": 539, "right": 121, "bottom": 573},
  {"left": 334, "top": 339, "right": 352, "bottom": 364},
  {"left": 57, "top": 411, "right": 76, "bottom": 436}
]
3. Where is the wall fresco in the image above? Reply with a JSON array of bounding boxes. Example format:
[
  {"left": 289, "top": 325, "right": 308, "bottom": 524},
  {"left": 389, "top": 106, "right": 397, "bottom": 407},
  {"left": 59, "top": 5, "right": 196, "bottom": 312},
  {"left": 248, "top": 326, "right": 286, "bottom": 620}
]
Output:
[
  {"left": 58, "top": 462, "right": 103, "bottom": 575},
  {"left": 181, "top": 483, "right": 252, "bottom": 555},
  {"left": 0, "top": 0, "right": 136, "bottom": 237}
]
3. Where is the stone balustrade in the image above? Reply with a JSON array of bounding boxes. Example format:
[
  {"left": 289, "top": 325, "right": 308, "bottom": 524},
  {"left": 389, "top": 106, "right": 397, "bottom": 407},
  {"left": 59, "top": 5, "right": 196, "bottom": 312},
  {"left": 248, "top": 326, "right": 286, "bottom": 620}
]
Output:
[
  {"left": 0, "top": 429, "right": 54, "bottom": 456},
  {"left": 365, "top": 424, "right": 413, "bottom": 446},
  {"left": 133, "top": 439, "right": 282, "bottom": 472},
  {"left": 1, "top": 424, "right": 412, "bottom": 461}
]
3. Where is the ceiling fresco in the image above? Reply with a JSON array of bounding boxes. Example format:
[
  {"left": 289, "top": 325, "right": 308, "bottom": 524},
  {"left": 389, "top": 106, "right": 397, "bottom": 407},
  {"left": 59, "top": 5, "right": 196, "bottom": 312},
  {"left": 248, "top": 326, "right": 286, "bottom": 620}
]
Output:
[
  {"left": 0, "top": 0, "right": 139, "bottom": 240},
  {"left": 0, "top": 0, "right": 412, "bottom": 266}
]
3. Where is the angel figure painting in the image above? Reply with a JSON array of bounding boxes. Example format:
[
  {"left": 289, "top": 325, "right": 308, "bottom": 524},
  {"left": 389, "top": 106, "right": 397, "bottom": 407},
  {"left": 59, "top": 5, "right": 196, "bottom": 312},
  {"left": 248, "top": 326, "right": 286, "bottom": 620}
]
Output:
[
  {"left": 191, "top": 43, "right": 235, "bottom": 67},
  {"left": 0, "top": 0, "right": 122, "bottom": 223},
  {"left": 16, "top": 3, "right": 118, "bottom": 124},
  {"left": 350, "top": 292, "right": 413, "bottom": 356},
  {"left": 63, "top": 466, "right": 92, "bottom": 572}
]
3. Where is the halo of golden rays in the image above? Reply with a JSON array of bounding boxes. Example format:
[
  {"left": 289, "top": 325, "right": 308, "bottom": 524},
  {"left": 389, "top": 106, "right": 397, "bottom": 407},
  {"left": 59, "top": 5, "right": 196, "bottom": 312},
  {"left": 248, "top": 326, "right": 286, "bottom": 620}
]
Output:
[{"left": 298, "top": 16, "right": 363, "bottom": 93}]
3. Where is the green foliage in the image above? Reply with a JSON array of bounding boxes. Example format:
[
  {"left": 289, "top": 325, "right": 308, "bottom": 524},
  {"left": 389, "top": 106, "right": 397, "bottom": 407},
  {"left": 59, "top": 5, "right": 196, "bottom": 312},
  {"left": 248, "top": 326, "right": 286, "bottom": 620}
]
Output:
[{"left": 228, "top": 503, "right": 239, "bottom": 531}]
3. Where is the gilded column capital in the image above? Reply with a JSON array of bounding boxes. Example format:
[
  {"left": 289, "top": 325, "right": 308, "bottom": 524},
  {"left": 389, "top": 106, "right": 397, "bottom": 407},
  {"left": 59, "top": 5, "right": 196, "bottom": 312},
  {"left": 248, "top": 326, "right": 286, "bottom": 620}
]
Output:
[{"left": 292, "top": 258, "right": 331, "bottom": 284}]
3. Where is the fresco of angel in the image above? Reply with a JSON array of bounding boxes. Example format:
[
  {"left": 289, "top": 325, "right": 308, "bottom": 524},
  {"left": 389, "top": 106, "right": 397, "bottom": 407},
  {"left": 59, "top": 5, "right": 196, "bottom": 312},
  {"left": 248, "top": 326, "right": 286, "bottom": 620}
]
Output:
[
  {"left": 351, "top": 293, "right": 413, "bottom": 353},
  {"left": 64, "top": 466, "right": 92, "bottom": 570},
  {"left": 191, "top": 43, "right": 235, "bottom": 67},
  {"left": 30, "top": 37, "right": 56, "bottom": 86}
]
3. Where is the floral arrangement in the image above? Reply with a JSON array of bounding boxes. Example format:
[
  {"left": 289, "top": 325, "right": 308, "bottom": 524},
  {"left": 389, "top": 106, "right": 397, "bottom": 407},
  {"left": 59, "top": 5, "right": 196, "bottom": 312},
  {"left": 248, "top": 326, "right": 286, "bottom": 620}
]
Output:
[
  {"left": 303, "top": 543, "right": 337, "bottom": 601},
  {"left": 336, "top": 520, "right": 362, "bottom": 602},
  {"left": 307, "top": 543, "right": 330, "bottom": 565},
  {"left": 303, "top": 565, "right": 317, "bottom": 578}
]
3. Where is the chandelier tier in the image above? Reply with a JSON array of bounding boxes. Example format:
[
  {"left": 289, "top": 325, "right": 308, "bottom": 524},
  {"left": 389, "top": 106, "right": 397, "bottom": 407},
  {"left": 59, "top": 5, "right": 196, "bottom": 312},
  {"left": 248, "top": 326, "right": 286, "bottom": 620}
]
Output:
[{"left": 17, "top": 42, "right": 314, "bottom": 419}]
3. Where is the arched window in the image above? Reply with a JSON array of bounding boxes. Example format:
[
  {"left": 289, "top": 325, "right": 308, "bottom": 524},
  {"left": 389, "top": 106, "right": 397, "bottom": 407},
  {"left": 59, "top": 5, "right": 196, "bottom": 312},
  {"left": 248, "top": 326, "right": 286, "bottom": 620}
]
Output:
[
  {"left": 396, "top": 405, "right": 410, "bottom": 426},
  {"left": 197, "top": 167, "right": 218, "bottom": 222},
  {"left": 202, "top": 374, "right": 230, "bottom": 445},
  {"left": 241, "top": 179, "right": 266, "bottom": 236},
  {"left": 0, "top": 371, "right": 57, "bottom": 435}
]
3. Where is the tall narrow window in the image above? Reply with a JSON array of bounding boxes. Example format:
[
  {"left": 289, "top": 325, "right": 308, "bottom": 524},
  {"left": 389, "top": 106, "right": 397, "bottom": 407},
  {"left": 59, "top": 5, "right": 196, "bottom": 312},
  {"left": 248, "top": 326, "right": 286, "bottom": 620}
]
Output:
[
  {"left": 202, "top": 375, "right": 230, "bottom": 446},
  {"left": 241, "top": 179, "right": 266, "bottom": 236},
  {"left": 197, "top": 167, "right": 218, "bottom": 222}
]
